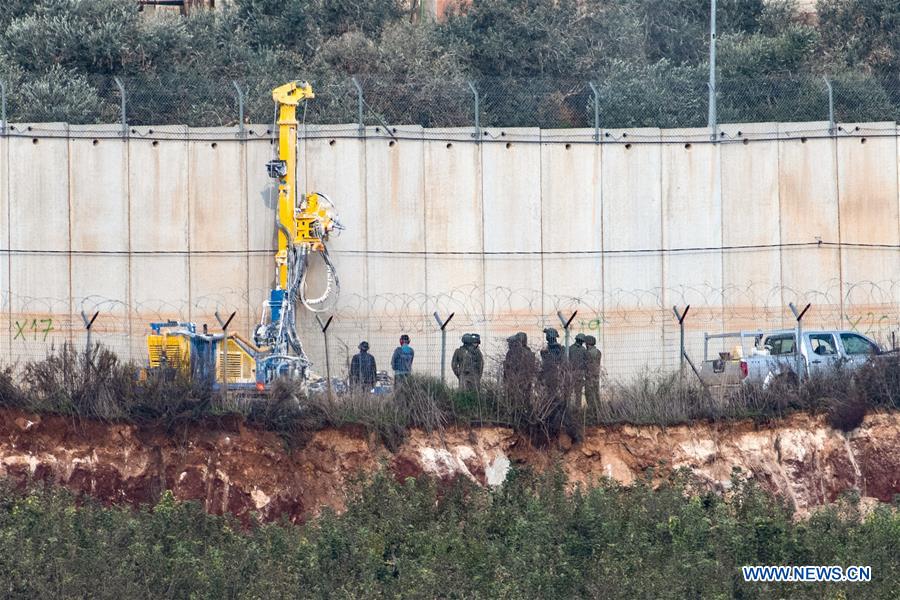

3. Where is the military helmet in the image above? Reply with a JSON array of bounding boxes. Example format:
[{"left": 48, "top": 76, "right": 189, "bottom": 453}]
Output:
[
  {"left": 575, "top": 333, "right": 586, "bottom": 343},
  {"left": 461, "top": 333, "right": 472, "bottom": 345},
  {"left": 585, "top": 335, "right": 596, "bottom": 346},
  {"left": 470, "top": 333, "right": 481, "bottom": 344},
  {"left": 543, "top": 327, "right": 559, "bottom": 340},
  {"left": 359, "top": 341, "right": 370, "bottom": 351}
]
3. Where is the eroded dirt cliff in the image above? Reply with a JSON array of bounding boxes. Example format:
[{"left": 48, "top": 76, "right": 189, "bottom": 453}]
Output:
[{"left": 1, "top": 409, "right": 898, "bottom": 522}]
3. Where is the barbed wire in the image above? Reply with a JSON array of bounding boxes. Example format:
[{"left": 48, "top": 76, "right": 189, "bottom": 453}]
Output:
[{"left": 4, "top": 281, "right": 898, "bottom": 379}]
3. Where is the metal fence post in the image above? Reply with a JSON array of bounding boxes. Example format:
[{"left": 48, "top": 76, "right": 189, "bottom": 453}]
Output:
[
  {"left": 316, "top": 315, "right": 334, "bottom": 399},
  {"left": 351, "top": 77, "right": 365, "bottom": 137},
  {"left": 215, "top": 310, "right": 236, "bottom": 404},
  {"left": 467, "top": 81, "right": 480, "bottom": 141},
  {"left": 588, "top": 82, "right": 600, "bottom": 143},
  {"left": 557, "top": 310, "right": 578, "bottom": 360},
  {"left": 823, "top": 76, "right": 835, "bottom": 135},
  {"left": 707, "top": 0, "right": 717, "bottom": 141},
  {"left": 113, "top": 77, "right": 127, "bottom": 138},
  {"left": 789, "top": 302, "right": 811, "bottom": 382},
  {"left": 80, "top": 310, "right": 100, "bottom": 364},
  {"left": 0, "top": 80, "right": 6, "bottom": 136},
  {"left": 433, "top": 312, "right": 455, "bottom": 384},
  {"left": 672, "top": 305, "right": 690, "bottom": 377},
  {"left": 232, "top": 80, "right": 245, "bottom": 137}
]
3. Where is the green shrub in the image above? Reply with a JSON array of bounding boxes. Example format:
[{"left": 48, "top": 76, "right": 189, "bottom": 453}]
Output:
[{"left": 0, "top": 467, "right": 898, "bottom": 598}]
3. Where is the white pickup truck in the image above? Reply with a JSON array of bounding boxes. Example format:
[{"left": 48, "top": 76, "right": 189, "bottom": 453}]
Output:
[{"left": 699, "top": 329, "right": 884, "bottom": 387}]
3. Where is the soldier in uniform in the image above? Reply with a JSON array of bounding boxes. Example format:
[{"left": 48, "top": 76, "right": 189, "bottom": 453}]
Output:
[
  {"left": 503, "top": 332, "right": 536, "bottom": 406},
  {"left": 568, "top": 333, "right": 588, "bottom": 408},
  {"left": 539, "top": 327, "right": 565, "bottom": 395},
  {"left": 452, "top": 333, "right": 484, "bottom": 392},
  {"left": 584, "top": 335, "right": 602, "bottom": 405}
]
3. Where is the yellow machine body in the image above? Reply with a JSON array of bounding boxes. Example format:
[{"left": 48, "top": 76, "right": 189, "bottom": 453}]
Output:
[
  {"left": 146, "top": 334, "right": 191, "bottom": 370},
  {"left": 217, "top": 337, "right": 257, "bottom": 384}
]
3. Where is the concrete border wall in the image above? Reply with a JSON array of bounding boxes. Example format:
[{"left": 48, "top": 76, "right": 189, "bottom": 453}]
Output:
[{"left": 2, "top": 122, "right": 899, "bottom": 378}]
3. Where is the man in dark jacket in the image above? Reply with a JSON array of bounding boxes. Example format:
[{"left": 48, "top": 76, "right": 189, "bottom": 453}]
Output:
[
  {"left": 452, "top": 333, "right": 484, "bottom": 392},
  {"left": 391, "top": 334, "right": 414, "bottom": 384},
  {"left": 349, "top": 341, "right": 377, "bottom": 389}
]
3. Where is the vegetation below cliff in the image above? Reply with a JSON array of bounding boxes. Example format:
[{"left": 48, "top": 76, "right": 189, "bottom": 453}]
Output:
[{"left": 1, "top": 468, "right": 898, "bottom": 599}]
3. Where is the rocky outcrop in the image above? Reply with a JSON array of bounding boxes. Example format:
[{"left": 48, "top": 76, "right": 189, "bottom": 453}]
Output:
[{"left": 1, "top": 410, "right": 898, "bottom": 522}]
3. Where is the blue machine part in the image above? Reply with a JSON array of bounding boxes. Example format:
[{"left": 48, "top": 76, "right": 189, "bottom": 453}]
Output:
[
  {"left": 269, "top": 289, "right": 286, "bottom": 323},
  {"left": 189, "top": 336, "right": 217, "bottom": 385},
  {"left": 150, "top": 321, "right": 196, "bottom": 334}
]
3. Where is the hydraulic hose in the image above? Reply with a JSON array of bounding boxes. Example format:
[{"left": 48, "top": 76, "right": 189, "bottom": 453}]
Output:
[{"left": 299, "top": 246, "right": 340, "bottom": 312}]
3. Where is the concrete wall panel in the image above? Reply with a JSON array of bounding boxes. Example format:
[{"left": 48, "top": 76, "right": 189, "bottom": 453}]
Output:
[
  {"left": 8, "top": 126, "right": 71, "bottom": 354},
  {"left": 601, "top": 129, "right": 663, "bottom": 376},
  {"left": 838, "top": 123, "right": 900, "bottom": 344},
  {"left": 662, "top": 130, "right": 723, "bottom": 367},
  {"left": 244, "top": 129, "right": 277, "bottom": 338},
  {"left": 188, "top": 128, "right": 248, "bottom": 334},
  {"left": 482, "top": 127, "right": 541, "bottom": 319},
  {"left": 778, "top": 122, "right": 842, "bottom": 328},
  {"left": 720, "top": 124, "right": 783, "bottom": 332},
  {"left": 69, "top": 126, "right": 130, "bottom": 355},
  {"left": 130, "top": 128, "right": 190, "bottom": 252},
  {"left": 300, "top": 126, "right": 369, "bottom": 374},
  {"left": 131, "top": 256, "right": 190, "bottom": 322},
  {"left": 541, "top": 131, "right": 602, "bottom": 336},
  {"left": 364, "top": 127, "right": 427, "bottom": 368},
  {"left": 480, "top": 128, "right": 542, "bottom": 365},
  {"left": 128, "top": 127, "right": 190, "bottom": 356},
  {"left": 424, "top": 135, "right": 485, "bottom": 373}
]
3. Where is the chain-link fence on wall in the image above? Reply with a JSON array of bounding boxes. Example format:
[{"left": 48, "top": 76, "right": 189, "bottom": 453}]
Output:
[{"left": 4, "top": 73, "right": 900, "bottom": 131}]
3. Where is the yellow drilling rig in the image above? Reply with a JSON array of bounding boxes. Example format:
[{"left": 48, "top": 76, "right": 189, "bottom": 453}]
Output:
[{"left": 146, "top": 81, "right": 342, "bottom": 391}]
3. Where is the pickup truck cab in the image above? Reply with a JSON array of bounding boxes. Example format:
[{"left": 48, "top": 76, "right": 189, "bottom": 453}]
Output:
[{"left": 699, "top": 329, "right": 882, "bottom": 387}]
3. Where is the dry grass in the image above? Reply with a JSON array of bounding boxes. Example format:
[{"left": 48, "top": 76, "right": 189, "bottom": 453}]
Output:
[{"left": 2, "top": 345, "right": 899, "bottom": 444}]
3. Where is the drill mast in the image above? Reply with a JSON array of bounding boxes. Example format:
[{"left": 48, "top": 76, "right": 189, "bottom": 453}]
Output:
[{"left": 256, "top": 81, "right": 342, "bottom": 380}]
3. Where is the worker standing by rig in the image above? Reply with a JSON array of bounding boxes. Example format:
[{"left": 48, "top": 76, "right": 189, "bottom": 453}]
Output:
[
  {"left": 349, "top": 341, "right": 377, "bottom": 390},
  {"left": 391, "top": 334, "right": 415, "bottom": 385}
]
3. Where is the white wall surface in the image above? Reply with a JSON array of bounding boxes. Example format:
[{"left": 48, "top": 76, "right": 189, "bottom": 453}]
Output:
[{"left": 2, "top": 121, "right": 899, "bottom": 378}]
